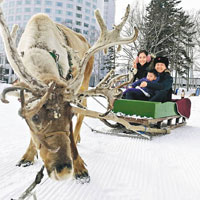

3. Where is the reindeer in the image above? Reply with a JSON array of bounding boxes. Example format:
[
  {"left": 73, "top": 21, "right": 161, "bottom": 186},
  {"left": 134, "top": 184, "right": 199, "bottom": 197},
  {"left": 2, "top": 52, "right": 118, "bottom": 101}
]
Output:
[{"left": 0, "top": 0, "right": 138, "bottom": 182}]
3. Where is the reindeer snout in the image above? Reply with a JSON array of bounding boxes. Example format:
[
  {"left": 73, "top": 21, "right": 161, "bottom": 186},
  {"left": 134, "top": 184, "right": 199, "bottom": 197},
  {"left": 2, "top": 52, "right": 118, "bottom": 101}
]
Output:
[
  {"left": 56, "top": 162, "right": 72, "bottom": 173},
  {"left": 49, "top": 160, "right": 73, "bottom": 180}
]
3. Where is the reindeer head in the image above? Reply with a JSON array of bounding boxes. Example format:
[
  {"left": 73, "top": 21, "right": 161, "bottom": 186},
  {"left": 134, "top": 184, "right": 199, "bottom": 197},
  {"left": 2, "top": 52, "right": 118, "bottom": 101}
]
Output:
[
  {"left": 17, "top": 85, "right": 74, "bottom": 180},
  {"left": 0, "top": 1, "right": 138, "bottom": 180}
]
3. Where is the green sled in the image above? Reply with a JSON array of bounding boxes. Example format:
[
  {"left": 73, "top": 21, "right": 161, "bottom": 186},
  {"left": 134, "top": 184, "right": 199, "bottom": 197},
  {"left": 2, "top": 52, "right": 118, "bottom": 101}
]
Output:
[{"left": 113, "top": 99, "right": 178, "bottom": 119}]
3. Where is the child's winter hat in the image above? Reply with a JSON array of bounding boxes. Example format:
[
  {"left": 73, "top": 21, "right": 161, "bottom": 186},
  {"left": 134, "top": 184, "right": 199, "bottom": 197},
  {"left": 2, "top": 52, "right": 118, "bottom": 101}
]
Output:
[{"left": 154, "top": 56, "right": 169, "bottom": 68}]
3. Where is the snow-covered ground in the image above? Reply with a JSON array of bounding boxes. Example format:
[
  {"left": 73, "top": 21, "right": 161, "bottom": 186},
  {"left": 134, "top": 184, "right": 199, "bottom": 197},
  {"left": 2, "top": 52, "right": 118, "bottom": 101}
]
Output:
[{"left": 0, "top": 84, "right": 200, "bottom": 200}]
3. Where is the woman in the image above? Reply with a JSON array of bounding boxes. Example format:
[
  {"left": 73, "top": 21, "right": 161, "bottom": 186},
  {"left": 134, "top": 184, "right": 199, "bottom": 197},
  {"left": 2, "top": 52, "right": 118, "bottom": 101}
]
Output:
[
  {"left": 132, "top": 50, "right": 153, "bottom": 81},
  {"left": 139, "top": 56, "right": 173, "bottom": 102}
]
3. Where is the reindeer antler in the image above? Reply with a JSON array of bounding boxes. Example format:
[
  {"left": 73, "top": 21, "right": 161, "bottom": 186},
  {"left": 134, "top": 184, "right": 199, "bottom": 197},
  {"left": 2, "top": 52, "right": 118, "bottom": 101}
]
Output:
[
  {"left": 62, "top": 4, "right": 137, "bottom": 112},
  {"left": 0, "top": 1, "right": 46, "bottom": 89},
  {"left": 20, "top": 82, "right": 56, "bottom": 119},
  {"left": 64, "top": 69, "right": 134, "bottom": 116},
  {"left": 67, "top": 4, "right": 138, "bottom": 94}
]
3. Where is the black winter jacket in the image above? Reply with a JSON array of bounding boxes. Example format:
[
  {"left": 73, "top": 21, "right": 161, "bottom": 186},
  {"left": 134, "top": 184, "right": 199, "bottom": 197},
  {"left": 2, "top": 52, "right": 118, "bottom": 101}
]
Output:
[
  {"left": 133, "top": 62, "right": 150, "bottom": 81},
  {"left": 146, "top": 69, "right": 173, "bottom": 102}
]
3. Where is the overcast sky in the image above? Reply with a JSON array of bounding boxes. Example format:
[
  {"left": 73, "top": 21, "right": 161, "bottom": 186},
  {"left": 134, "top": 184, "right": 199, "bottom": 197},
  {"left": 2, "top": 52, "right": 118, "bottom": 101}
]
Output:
[{"left": 115, "top": 0, "right": 200, "bottom": 24}]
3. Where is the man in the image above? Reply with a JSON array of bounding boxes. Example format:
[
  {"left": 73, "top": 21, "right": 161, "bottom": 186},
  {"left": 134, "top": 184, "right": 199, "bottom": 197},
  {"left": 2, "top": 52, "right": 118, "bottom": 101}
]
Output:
[{"left": 139, "top": 56, "right": 173, "bottom": 102}]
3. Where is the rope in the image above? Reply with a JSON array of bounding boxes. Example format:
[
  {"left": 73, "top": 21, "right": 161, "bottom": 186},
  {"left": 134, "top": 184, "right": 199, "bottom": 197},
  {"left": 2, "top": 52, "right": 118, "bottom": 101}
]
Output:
[{"left": 92, "top": 97, "right": 107, "bottom": 109}]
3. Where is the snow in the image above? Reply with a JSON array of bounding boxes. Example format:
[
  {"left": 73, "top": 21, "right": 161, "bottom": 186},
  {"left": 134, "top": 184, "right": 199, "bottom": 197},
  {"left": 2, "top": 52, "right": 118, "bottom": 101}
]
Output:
[{"left": 0, "top": 84, "right": 200, "bottom": 200}]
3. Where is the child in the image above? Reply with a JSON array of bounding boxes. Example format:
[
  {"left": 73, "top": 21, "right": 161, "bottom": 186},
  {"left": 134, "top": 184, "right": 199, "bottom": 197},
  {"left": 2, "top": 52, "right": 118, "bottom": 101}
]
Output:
[{"left": 123, "top": 69, "right": 158, "bottom": 100}]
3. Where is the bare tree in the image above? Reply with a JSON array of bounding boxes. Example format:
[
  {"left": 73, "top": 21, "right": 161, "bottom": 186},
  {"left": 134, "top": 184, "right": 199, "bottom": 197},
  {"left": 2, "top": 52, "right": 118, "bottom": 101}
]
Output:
[
  {"left": 115, "top": 1, "right": 147, "bottom": 72},
  {"left": 190, "top": 10, "right": 200, "bottom": 72}
]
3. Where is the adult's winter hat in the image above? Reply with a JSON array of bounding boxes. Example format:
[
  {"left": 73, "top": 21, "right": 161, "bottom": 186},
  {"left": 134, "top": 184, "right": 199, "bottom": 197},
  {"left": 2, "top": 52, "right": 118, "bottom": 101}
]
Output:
[{"left": 154, "top": 56, "right": 169, "bottom": 68}]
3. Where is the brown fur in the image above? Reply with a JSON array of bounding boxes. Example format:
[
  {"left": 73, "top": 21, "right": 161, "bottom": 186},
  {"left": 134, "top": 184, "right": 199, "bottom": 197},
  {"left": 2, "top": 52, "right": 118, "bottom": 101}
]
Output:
[{"left": 16, "top": 18, "right": 94, "bottom": 181}]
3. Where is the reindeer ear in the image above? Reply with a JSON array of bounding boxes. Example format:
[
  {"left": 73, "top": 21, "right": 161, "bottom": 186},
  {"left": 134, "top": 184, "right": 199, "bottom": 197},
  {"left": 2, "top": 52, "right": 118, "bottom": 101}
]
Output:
[
  {"left": 147, "top": 55, "right": 151, "bottom": 63},
  {"left": 135, "top": 56, "right": 139, "bottom": 64}
]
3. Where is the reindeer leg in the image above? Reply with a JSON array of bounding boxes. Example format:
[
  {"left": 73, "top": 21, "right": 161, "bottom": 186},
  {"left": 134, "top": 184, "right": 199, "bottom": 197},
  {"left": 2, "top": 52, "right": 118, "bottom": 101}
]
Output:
[
  {"left": 69, "top": 122, "right": 90, "bottom": 183},
  {"left": 74, "top": 87, "right": 88, "bottom": 144},
  {"left": 73, "top": 57, "right": 94, "bottom": 144},
  {"left": 74, "top": 113, "right": 84, "bottom": 144},
  {"left": 16, "top": 138, "right": 38, "bottom": 167}
]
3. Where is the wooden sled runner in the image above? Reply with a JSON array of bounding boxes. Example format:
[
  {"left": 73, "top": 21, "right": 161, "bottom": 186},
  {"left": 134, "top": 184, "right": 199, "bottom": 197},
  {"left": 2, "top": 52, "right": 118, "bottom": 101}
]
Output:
[{"left": 99, "top": 99, "right": 189, "bottom": 139}]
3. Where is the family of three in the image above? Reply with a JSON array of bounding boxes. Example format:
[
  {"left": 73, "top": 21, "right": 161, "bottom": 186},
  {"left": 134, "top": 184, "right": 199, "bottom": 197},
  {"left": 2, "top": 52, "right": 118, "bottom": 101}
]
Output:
[{"left": 123, "top": 50, "right": 173, "bottom": 103}]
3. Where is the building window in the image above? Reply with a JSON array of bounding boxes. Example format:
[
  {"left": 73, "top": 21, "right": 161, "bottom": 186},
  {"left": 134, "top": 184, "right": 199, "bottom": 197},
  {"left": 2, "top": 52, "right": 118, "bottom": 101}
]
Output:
[
  {"left": 66, "top": 11, "right": 73, "bottom": 16},
  {"left": 92, "top": 18, "right": 96, "bottom": 23},
  {"left": 56, "top": 10, "right": 62, "bottom": 15},
  {"left": 77, "top": 0, "right": 83, "bottom": 3},
  {"left": 56, "top": 2, "right": 63, "bottom": 7},
  {"left": 93, "top": 0, "right": 97, "bottom": 2},
  {"left": 67, "top": 4, "right": 73, "bottom": 9},
  {"left": 55, "top": 17, "right": 62, "bottom": 22},
  {"left": 2, "top": 2, "right": 8, "bottom": 8},
  {"left": 16, "top": 1, "right": 22, "bottom": 5},
  {"left": 65, "top": 19, "right": 73, "bottom": 24},
  {"left": 9, "top": 1, "right": 15, "bottom": 7},
  {"left": 45, "top": 8, "right": 51, "bottom": 13},
  {"left": 24, "top": 15, "right": 31, "bottom": 20},
  {"left": 76, "top": 6, "right": 82, "bottom": 11},
  {"left": 74, "top": 28, "right": 81, "bottom": 33},
  {"left": 76, "top": 21, "right": 81, "bottom": 26},
  {"left": 85, "top": 16, "right": 90, "bottom": 21},
  {"left": 84, "top": 23, "right": 89, "bottom": 28},
  {"left": 15, "top": 16, "right": 21, "bottom": 20},
  {"left": 45, "top": 1, "right": 52, "bottom": 5},
  {"left": 8, "top": 16, "right": 14, "bottom": 21},
  {"left": 25, "top": 8, "right": 31, "bottom": 12},
  {"left": 9, "top": 9, "right": 14, "bottom": 14},
  {"left": 85, "top": 8, "right": 90, "bottom": 14},
  {"left": 76, "top": 13, "right": 82, "bottom": 18},
  {"left": 16, "top": 8, "right": 22, "bottom": 13},
  {"left": 93, "top": 5, "right": 97, "bottom": 9},
  {"left": 86, "top": 2, "right": 91, "bottom": 7},
  {"left": 34, "top": 8, "right": 41, "bottom": 12},
  {"left": 83, "top": 30, "right": 88, "bottom": 35},
  {"left": 35, "top": 0, "right": 41, "bottom": 4},
  {"left": 25, "top": 0, "right": 31, "bottom": 4}
]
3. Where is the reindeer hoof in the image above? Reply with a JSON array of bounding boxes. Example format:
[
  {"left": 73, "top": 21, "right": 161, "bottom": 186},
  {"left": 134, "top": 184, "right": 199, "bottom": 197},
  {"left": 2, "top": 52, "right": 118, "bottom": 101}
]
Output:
[
  {"left": 73, "top": 156, "right": 89, "bottom": 183},
  {"left": 16, "top": 159, "right": 33, "bottom": 167},
  {"left": 75, "top": 172, "right": 90, "bottom": 184}
]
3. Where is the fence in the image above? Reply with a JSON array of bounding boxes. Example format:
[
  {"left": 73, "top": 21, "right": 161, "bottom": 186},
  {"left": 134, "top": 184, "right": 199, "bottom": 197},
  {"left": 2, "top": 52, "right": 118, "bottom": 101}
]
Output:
[{"left": 173, "top": 77, "right": 200, "bottom": 88}]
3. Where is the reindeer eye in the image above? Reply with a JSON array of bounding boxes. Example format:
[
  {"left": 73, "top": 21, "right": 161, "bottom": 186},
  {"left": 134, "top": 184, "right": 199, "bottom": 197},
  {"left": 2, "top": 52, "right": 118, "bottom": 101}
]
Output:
[{"left": 32, "top": 114, "right": 40, "bottom": 123}]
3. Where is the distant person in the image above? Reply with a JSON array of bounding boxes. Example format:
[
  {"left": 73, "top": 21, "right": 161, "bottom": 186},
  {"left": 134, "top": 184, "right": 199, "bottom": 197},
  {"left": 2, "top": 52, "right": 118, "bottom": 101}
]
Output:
[
  {"left": 123, "top": 69, "right": 159, "bottom": 100},
  {"left": 132, "top": 50, "right": 154, "bottom": 82},
  {"left": 139, "top": 56, "right": 173, "bottom": 102},
  {"left": 181, "top": 89, "right": 185, "bottom": 99}
]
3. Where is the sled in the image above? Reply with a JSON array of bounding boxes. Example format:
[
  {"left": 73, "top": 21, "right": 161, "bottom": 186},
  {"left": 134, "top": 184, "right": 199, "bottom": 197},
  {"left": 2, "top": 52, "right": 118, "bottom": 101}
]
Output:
[{"left": 99, "top": 99, "right": 189, "bottom": 138}]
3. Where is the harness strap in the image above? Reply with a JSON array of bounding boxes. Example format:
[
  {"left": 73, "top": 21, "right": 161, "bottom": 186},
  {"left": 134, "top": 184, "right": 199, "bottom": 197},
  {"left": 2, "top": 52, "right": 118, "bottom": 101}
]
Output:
[
  {"left": 49, "top": 50, "right": 64, "bottom": 78},
  {"left": 49, "top": 50, "right": 73, "bottom": 80}
]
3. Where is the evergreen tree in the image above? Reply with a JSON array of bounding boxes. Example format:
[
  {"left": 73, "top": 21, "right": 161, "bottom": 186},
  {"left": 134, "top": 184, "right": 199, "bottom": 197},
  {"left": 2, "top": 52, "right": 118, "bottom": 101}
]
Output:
[
  {"left": 102, "top": 46, "right": 116, "bottom": 71},
  {"left": 144, "top": 0, "right": 195, "bottom": 89}
]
